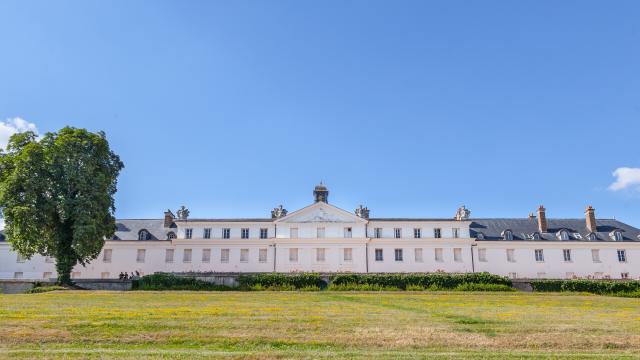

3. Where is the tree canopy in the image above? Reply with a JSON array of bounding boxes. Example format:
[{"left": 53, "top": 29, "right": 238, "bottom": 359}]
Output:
[{"left": 0, "top": 127, "right": 124, "bottom": 284}]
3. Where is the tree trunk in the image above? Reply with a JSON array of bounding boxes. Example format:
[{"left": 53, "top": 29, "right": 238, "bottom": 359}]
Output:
[{"left": 55, "top": 233, "right": 76, "bottom": 286}]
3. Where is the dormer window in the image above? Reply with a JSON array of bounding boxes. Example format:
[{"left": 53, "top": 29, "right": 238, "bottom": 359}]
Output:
[
  {"left": 587, "top": 233, "right": 597, "bottom": 241},
  {"left": 138, "top": 229, "right": 150, "bottom": 241},
  {"left": 557, "top": 230, "right": 569, "bottom": 241},
  {"left": 611, "top": 230, "right": 623, "bottom": 241},
  {"left": 573, "top": 233, "right": 582, "bottom": 240},
  {"left": 167, "top": 231, "right": 177, "bottom": 240},
  {"left": 531, "top": 232, "right": 541, "bottom": 240},
  {"left": 502, "top": 230, "right": 513, "bottom": 241},
  {"left": 476, "top": 232, "right": 485, "bottom": 240}
]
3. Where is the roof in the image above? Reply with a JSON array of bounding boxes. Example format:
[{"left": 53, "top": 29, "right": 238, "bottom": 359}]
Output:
[
  {"left": 112, "top": 219, "right": 173, "bottom": 241},
  {"left": 178, "top": 218, "right": 273, "bottom": 223},
  {"left": 470, "top": 218, "right": 640, "bottom": 242},
  {"left": 369, "top": 218, "right": 464, "bottom": 222}
]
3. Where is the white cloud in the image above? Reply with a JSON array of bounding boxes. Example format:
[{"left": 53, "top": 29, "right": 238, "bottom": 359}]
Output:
[
  {"left": 0, "top": 117, "right": 38, "bottom": 150},
  {"left": 609, "top": 167, "right": 640, "bottom": 191}
]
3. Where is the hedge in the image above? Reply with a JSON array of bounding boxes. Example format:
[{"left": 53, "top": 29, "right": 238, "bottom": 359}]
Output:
[
  {"left": 237, "top": 273, "right": 325, "bottom": 289},
  {"left": 531, "top": 280, "right": 640, "bottom": 296},
  {"left": 331, "top": 272, "right": 512, "bottom": 290},
  {"left": 136, "top": 273, "right": 234, "bottom": 291}
]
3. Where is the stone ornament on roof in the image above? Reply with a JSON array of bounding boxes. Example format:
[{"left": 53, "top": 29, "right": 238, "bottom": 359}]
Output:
[
  {"left": 176, "top": 206, "right": 190, "bottom": 220},
  {"left": 455, "top": 205, "right": 470, "bottom": 221},
  {"left": 271, "top": 205, "right": 288, "bottom": 219},
  {"left": 355, "top": 205, "right": 370, "bottom": 219}
]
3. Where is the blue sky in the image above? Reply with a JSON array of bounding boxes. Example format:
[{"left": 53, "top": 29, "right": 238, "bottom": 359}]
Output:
[{"left": 1, "top": 1, "right": 639, "bottom": 225}]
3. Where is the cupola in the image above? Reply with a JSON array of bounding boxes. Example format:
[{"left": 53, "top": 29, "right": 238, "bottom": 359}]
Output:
[{"left": 313, "top": 182, "right": 329, "bottom": 203}]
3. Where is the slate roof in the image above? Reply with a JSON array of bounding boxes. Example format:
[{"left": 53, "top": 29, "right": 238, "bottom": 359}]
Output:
[
  {"left": 369, "top": 218, "right": 464, "bottom": 222},
  {"left": 112, "top": 219, "right": 174, "bottom": 241},
  {"left": 470, "top": 218, "right": 640, "bottom": 242},
  {"left": 178, "top": 218, "right": 273, "bottom": 223}
]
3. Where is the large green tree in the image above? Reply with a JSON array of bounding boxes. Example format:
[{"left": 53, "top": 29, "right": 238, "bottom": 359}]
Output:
[{"left": 0, "top": 127, "right": 124, "bottom": 285}]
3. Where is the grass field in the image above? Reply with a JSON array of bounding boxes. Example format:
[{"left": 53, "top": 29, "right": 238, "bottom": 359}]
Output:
[{"left": 0, "top": 291, "right": 639, "bottom": 359}]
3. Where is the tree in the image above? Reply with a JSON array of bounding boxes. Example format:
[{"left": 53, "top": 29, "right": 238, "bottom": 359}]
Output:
[{"left": 0, "top": 127, "right": 124, "bottom": 285}]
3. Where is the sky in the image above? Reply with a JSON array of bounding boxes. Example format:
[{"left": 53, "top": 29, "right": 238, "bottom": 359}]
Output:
[{"left": 0, "top": 1, "right": 639, "bottom": 226}]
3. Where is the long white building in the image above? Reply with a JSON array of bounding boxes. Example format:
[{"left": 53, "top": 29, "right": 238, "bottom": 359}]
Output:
[{"left": 1, "top": 184, "right": 639, "bottom": 280}]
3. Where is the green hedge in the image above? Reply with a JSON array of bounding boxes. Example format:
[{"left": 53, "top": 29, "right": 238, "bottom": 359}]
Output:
[
  {"left": 531, "top": 279, "right": 640, "bottom": 296},
  {"left": 237, "top": 273, "right": 325, "bottom": 289},
  {"left": 136, "top": 273, "right": 234, "bottom": 291},
  {"left": 331, "top": 272, "right": 512, "bottom": 290}
]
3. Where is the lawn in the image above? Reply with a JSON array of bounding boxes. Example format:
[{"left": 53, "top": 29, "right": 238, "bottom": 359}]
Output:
[{"left": 0, "top": 291, "right": 639, "bottom": 359}]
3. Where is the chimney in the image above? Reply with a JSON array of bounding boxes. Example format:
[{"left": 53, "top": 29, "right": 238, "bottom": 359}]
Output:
[
  {"left": 585, "top": 205, "right": 597, "bottom": 233},
  {"left": 163, "top": 209, "right": 175, "bottom": 228},
  {"left": 537, "top": 205, "right": 547, "bottom": 233}
]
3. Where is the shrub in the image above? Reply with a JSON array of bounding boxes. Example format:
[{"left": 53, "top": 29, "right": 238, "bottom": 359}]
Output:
[
  {"left": 531, "top": 279, "right": 640, "bottom": 297},
  {"left": 331, "top": 272, "right": 512, "bottom": 290},
  {"left": 327, "top": 283, "right": 401, "bottom": 291},
  {"left": 237, "top": 273, "right": 324, "bottom": 290},
  {"left": 137, "top": 273, "right": 234, "bottom": 291},
  {"left": 25, "top": 286, "right": 68, "bottom": 294},
  {"left": 454, "top": 283, "right": 515, "bottom": 292}
]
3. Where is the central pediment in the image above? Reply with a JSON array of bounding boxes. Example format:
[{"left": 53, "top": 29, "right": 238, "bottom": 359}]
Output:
[{"left": 276, "top": 202, "right": 366, "bottom": 224}]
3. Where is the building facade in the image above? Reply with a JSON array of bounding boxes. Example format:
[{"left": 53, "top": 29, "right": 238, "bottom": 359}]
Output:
[{"left": 1, "top": 185, "right": 639, "bottom": 280}]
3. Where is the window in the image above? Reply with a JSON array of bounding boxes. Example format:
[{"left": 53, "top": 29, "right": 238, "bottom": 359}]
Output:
[
  {"left": 202, "top": 249, "right": 211, "bottom": 263},
  {"left": 43, "top": 272, "right": 53, "bottom": 279},
  {"left": 344, "top": 227, "right": 352, "bottom": 238},
  {"left": 508, "top": 272, "right": 517, "bottom": 279},
  {"left": 316, "top": 248, "right": 326, "bottom": 262},
  {"left": 537, "top": 272, "right": 546, "bottom": 279},
  {"left": 222, "top": 228, "right": 231, "bottom": 239},
  {"left": 613, "top": 231, "right": 623, "bottom": 241},
  {"left": 374, "top": 228, "right": 382, "bottom": 238},
  {"left": 565, "top": 272, "right": 575, "bottom": 279},
  {"left": 259, "top": 248, "right": 268, "bottom": 263},
  {"left": 375, "top": 248, "right": 383, "bottom": 261},
  {"left": 563, "top": 249, "right": 572, "bottom": 262},
  {"left": 290, "top": 228, "right": 298, "bottom": 238},
  {"left": 103, "top": 249, "right": 112, "bottom": 263},
  {"left": 573, "top": 233, "right": 582, "bottom": 240},
  {"left": 167, "top": 232, "right": 177, "bottom": 240},
  {"left": 260, "top": 228, "right": 269, "bottom": 239},
  {"left": 221, "top": 249, "right": 230, "bottom": 263},
  {"left": 476, "top": 232, "right": 485, "bottom": 240},
  {"left": 343, "top": 248, "right": 353, "bottom": 262},
  {"left": 506, "top": 249, "right": 515, "bottom": 262},
  {"left": 394, "top": 228, "right": 402, "bottom": 239},
  {"left": 453, "top": 248, "right": 462, "bottom": 262},
  {"left": 185, "top": 228, "right": 193, "bottom": 239},
  {"left": 317, "top": 227, "right": 325, "bottom": 238},
  {"left": 532, "top": 232, "right": 541, "bottom": 240},
  {"left": 591, "top": 249, "right": 600, "bottom": 262},
  {"left": 183, "top": 249, "right": 192, "bottom": 263},
  {"left": 241, "top": 228, "right": 250, "bottom": 239},
  {"left": 16, "top": 254, "right": 26, "bottom": 263},
  {"left": 165, "top": 249, "right": 175, "bottom": 263},
  {"left": 394, "top": 248, "right": 403, "bottom": 262},
  {"left": 413, "top": 228, "right": 421, "bottom": 239},
  {"left": 101, "top": 272, "right": 110, "bottom": 279},
  {"left": 138, "top": 229, "right": 149, "bottom": 241},
  {"left": 534, "top": 249, "right": 544, "bottom": 262},
  {"left": 289, "top": 248, "right": 298, "bottom": 262},
  {"left": 617, "top": 249, "right": 627, "bottom": 263},
  {"left": 558, "top": 230, "right": 569, "bottom": 241},
  {"left": 136, "top": 249, "right": 146, "bottom": 263},
  {"left": 434, "top": 228, "right": 442, "bottom": 239},
  {"left": 587, "top": 233, "right": 597, "bottom": 241},
  {"left": 240, "top": 249, "right": 249, "bottom": 262},
  {"left": 621, "top": 272, "right": 629, "bottom": 279},
  {"left": 452, "top": 228, "right": 460, "bottom": 238},
  {"left": 45, "top": 256, "right": 54, "bottom": 263},
  {"left": 478, "top": 248, "right": 487, "bottom": 262},
  {"left": 435, "top": 248, "right": 443, "bottom": 262},
  {"left": 14, "top": 272, "right": 23, "bottom": 279},
  {"left": 503, "top": 230, "right": 513, "bottom": 241},
  {"left": 414, "top": 248, "right": 423, "bottom": 262},
  {"left": 203, "top": 228, "right": 211, "bottom": 239}
]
